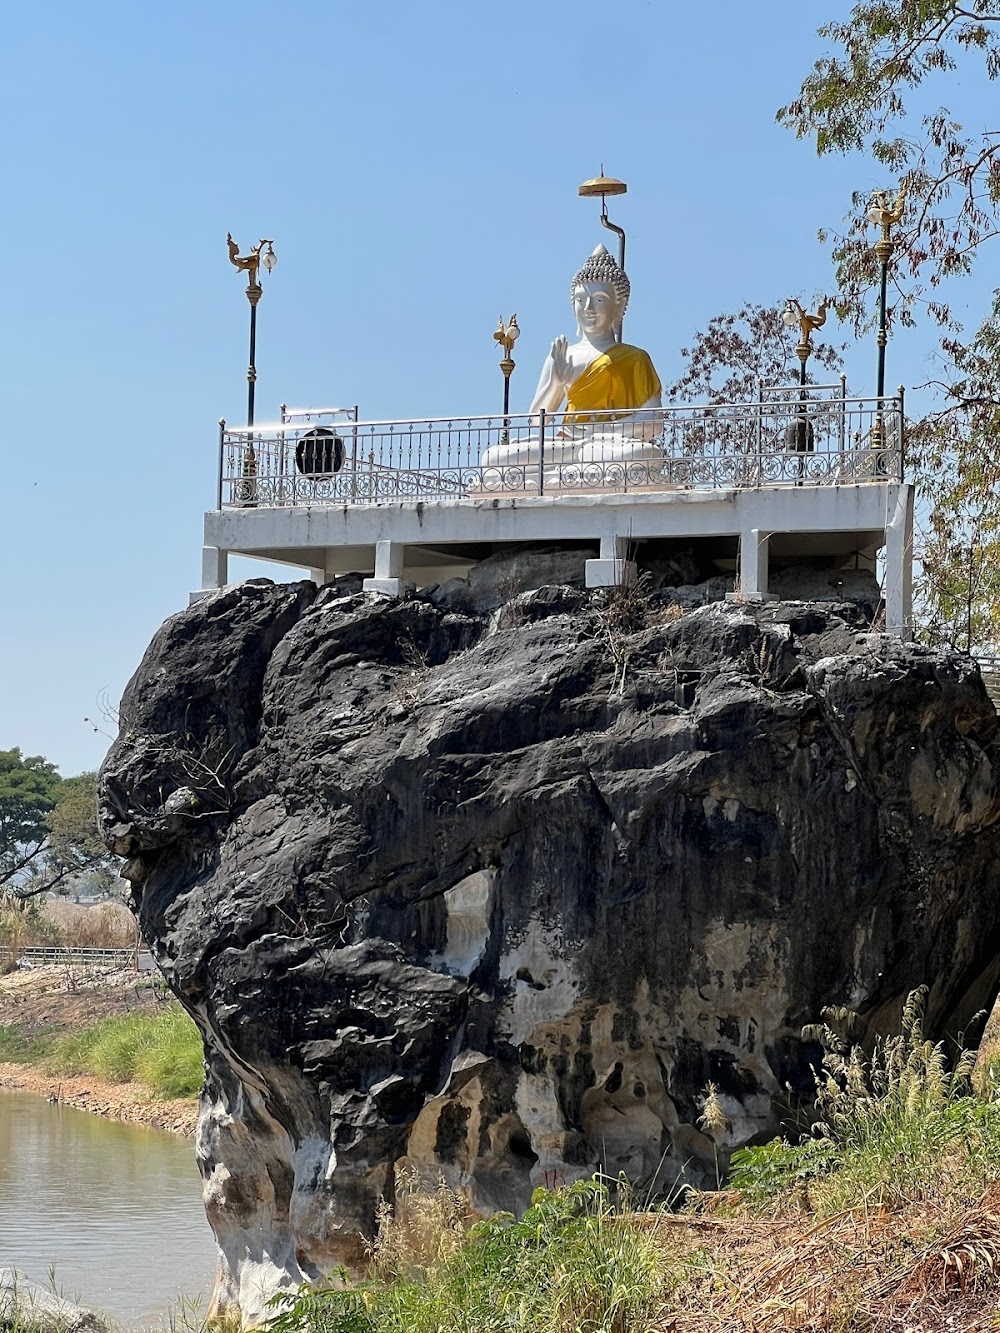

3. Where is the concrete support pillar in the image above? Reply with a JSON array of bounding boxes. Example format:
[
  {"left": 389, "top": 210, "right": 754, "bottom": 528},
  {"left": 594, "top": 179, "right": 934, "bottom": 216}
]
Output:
[
  {"left": 202, "top": 547, "right": 229, "bottom": 590},
  {"left": 884, "top": 483, "right": 914, "bottom": 638},
  {"left": 309, "top": 566, "right": 327, "bottom": 587},
  {"left": 585, "top": 535, "right": 637, "bottom": 588},
  {"left": 363, "top": 540, "right": 406, "bottom": 597},
  {"left": 190, "top": 547, "right": 229, "bottom": 605},
  {"left": 729, "top": 529, "right": 777, "bottom": 603}
]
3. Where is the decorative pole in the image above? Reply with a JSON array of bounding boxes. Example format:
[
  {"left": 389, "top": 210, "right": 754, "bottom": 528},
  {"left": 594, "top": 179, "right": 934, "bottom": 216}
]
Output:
[
  {"left": 866, "top": 185, "right": 906, "bottom": 447},
  {"left": 227, "top": 234, "right": 278, "bottom": 427},
  {"left": 578, "top": 168, "right": 628, "bottom": 340},
  {"left": 782, "top": 296, "right": 831, "bottom": 473},
  {"left": 227, "top": 235, "right": 277, "bottom": 504},
  {"left": 493, "top": 314, "right": 519, "bottom": 441}
]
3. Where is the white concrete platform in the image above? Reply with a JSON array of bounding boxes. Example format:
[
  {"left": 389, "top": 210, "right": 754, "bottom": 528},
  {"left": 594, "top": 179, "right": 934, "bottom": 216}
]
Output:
[
  {"left": 197, "top": 481, "right": 914, "bottom": 635},
  {"left": 196, "top": 396, "right": 913, "bottom": 631}
]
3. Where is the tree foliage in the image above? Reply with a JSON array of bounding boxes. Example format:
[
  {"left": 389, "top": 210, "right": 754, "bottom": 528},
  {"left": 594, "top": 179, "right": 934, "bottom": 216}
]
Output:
[
  {"left": 0, "top": 750, "right": 115, "bottom": 900},
  {"left": 778, "top": 0, "right": 1000, "bottom": 334},
  {"left": 667, "top": 302, "right": 845, "bottom": 405},
  {"left": 780, "top": 1, "right": 1000, "bottom": 652}
]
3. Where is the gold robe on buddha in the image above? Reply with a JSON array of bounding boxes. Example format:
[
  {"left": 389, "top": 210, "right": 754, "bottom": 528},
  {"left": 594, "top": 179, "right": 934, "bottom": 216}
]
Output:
[{"left": 564, "top": 343, "right": 662, "bottom": 422}]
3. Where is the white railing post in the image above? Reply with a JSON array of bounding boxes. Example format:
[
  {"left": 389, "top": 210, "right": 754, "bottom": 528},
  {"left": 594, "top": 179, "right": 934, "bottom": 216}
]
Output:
[
  {"left": 217, "top": 419, "right": 225, "bottom": 510},
  {"left": 538, "top": 409, "right": 546, "bottom": 494},
  {"left": 351, "top": 406, "right": 359, "bottom": 502}
]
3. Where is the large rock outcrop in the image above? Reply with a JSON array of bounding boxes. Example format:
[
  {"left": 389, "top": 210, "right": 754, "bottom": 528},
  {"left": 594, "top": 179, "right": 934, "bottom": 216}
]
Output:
[{"left": 99, "top": 566, "right": 1000, "bottom": 1321}]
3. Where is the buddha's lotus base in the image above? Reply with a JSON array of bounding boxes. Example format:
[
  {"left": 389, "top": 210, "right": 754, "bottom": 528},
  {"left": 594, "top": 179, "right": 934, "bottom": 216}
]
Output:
[
  {"left": 576, "top": 437, "right": 664, "bottom": 465},
  {"left": 479, "top": 435, "right": 664, "bottom": 480}
]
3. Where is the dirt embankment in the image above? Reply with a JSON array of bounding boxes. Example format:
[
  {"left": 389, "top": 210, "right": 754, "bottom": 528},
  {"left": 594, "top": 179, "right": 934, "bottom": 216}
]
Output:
[{"left": 0, "top": 963, "right": 198, "bottom": 1136}]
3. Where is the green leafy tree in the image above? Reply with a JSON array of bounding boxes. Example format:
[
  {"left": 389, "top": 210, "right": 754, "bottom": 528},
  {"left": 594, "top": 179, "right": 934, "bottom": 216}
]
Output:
[
  {"left": 778, "top": 1, "right": 1000, "bottom": 332},
  {"left": 0, "top": 748, "right": 61, "bottom": 890},
  {"left": 0, "top": 751, "right": 115, "bottom": 900},
  {"left": 779, "top": 0, "right": 1000, "bottom": 651}
]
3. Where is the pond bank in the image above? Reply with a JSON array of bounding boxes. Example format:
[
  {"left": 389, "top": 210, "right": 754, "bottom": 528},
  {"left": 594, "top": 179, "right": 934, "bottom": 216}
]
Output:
[
  {"left": 0, "top": 963, "right": 199, "bottom": 1135},
  {"left": 0, "top": 1061, "right": 197, "bottom": 1135}
]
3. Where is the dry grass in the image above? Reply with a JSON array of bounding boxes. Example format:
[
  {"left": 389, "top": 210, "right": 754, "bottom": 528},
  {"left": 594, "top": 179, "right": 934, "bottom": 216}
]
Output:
[
  {"left": 271, "top": 1178, "right": 1000, "bottom": 1332},
  {"left": 42, "top": 899, "right": 135, "bottom": 947},
  {"left": 271, "top": 989, "right": 1000, "bottom": 1332},
  {"left": 641, "top": 1188, "right": 1000, "bottom": 1332},
  {"left": 367, "top": 1165, "right": 472, "bottom": 1280}
]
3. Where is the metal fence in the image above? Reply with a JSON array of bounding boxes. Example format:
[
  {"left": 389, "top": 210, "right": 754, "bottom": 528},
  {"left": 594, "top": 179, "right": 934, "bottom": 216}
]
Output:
[
  {"left": 218, "top": 389, "right": 904, "bottom": 509},
  {"left": 0, "top": 945, "right": 137, "bottom": 966}
]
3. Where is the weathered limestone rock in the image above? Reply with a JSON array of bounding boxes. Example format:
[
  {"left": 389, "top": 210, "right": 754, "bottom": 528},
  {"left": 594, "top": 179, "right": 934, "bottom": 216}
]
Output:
[
  {"left": 99, "top": 572, "right": 1000, "bottom": 1322},
  {"left": 427, "top": 544, "right": 596, "bottom": 615},
  {"left": 0, "top": 1270, "right": 108, "bottom": 1333}
]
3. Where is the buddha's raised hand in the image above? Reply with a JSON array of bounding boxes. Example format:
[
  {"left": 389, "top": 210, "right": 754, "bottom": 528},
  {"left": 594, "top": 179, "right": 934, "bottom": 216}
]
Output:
[{"left": 549, "top": 335, "right": 571, "bottom": 388}]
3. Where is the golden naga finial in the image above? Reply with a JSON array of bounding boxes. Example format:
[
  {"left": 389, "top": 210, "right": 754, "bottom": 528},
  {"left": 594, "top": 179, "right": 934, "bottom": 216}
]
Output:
[
  {"left": 494, "top": 315, "right": 520, "bottom": 432},
  {"left": 226, "top": 233, "right": 276, "bottom": 288},
  {"left": 494, "top": 314, "right": 520, "bottom": 361}
]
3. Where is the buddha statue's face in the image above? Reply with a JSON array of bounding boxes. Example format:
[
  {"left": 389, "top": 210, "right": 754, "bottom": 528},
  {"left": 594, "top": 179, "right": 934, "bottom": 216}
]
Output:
[{"left": 572, "top": 281, "right": 621, "bottom": 340}]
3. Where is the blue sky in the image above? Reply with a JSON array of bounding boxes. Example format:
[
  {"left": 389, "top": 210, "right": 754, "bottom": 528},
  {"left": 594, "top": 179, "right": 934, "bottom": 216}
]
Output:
[{"left": 0, "top": 1, "right": 988, "bottom": 775}]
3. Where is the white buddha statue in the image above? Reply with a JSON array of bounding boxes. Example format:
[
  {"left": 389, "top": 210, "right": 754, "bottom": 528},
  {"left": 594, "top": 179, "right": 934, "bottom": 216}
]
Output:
[{"left": 480, "top": 245, "right": 663, "bottom": 480}]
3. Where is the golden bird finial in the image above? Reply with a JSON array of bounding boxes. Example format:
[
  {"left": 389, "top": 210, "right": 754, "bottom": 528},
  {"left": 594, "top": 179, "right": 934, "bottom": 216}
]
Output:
[{"left": 494, "top": 314, "right": 519, "bottom": 356}]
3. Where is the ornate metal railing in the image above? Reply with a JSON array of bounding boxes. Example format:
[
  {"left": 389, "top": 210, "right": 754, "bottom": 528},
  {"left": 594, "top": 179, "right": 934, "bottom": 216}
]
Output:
[{"left": 218, "top": 390, "right": 904, "bottom": 509}]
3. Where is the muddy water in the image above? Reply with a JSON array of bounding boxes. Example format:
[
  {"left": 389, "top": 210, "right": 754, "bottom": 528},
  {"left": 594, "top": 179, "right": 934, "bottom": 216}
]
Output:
[{"left": 0, "top": 1089, "right": 216, "bottom": 1327}]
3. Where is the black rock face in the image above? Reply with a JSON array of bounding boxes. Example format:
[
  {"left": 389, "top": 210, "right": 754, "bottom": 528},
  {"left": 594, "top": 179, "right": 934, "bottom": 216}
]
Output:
[{"left": 99, "top": 574, "right": 1000, "bottom": 1319}]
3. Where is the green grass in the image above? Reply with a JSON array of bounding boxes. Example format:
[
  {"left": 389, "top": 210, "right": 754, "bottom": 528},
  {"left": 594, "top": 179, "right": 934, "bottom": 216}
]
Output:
[
  {"left": 43, "top": 1006, "right": 204, "bottom": 1098},
  {"left": 0, "top": 1022, "right": 48, "bottom": 1062},
  {"left": 267, "top": 1176, "right": 691, "bottom": 1333},
  {"left": 730, "top": 986, "right": 1000, "bottom": 1215}
]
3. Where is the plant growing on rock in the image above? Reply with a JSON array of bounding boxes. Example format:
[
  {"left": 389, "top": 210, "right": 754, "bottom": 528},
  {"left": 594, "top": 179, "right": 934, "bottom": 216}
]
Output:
[{"left": 730, "top": 986, "right": 999, "bottom": 1215}]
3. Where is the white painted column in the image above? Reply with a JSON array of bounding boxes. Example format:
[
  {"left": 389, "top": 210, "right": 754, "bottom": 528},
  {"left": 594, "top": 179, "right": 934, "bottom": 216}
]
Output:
[
  {"left": 729, "top": 529, "right": 776, "bottom": 603},
  {"left": 585, "top": 535, "right": 637, "bottom": 588},
  {"left": 363, "top": 540, "right": 406, "bottom": 597},
  {"left": 884, "top": 483, "right": 914, "bottom": 638},
  {"left": 203, "top": 547, "right": 228, "bottom": 589},
  {"left": 190, "top": 547, "right": 229, "bottom": 604}
]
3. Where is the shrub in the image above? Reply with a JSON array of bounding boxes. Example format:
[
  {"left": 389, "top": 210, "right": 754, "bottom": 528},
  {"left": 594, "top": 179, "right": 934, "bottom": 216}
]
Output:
[{"left": 42, "top": 898, "right": 135, "bottom": 948}]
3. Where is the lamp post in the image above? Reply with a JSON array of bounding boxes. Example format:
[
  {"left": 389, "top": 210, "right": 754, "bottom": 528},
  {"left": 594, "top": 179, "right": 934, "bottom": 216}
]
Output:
[
  {"left": 781, "top": 297, "right": 831, "bottom": 388},
  {"left": 578, "top": 168, "right": 628, "bottom": 339},
  {"left": 227, "top": 235, "right": 276, "bottom": 505},
  {"left": 493, "top": 314, "right": 519, "bottom": 441},
  {"left": 782, "top": 296, "right": 831, "bottom": 474},
  {"left": 226, "top": 234, "right": 278, "bottom": 428},
  {"left": 866, "top": 185, "right": 905, "bottom": 447}
]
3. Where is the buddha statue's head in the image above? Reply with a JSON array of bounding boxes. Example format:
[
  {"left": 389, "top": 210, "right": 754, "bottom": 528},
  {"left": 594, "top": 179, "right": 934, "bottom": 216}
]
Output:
[{"left": 570, "top": 244, "right": 630, "bottom": 341}]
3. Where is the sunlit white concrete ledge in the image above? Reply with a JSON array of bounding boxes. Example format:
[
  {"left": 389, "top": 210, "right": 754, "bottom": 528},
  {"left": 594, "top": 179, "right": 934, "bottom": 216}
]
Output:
[{"left": 196, "top": 481, "right": 914, "bottom": 637}]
